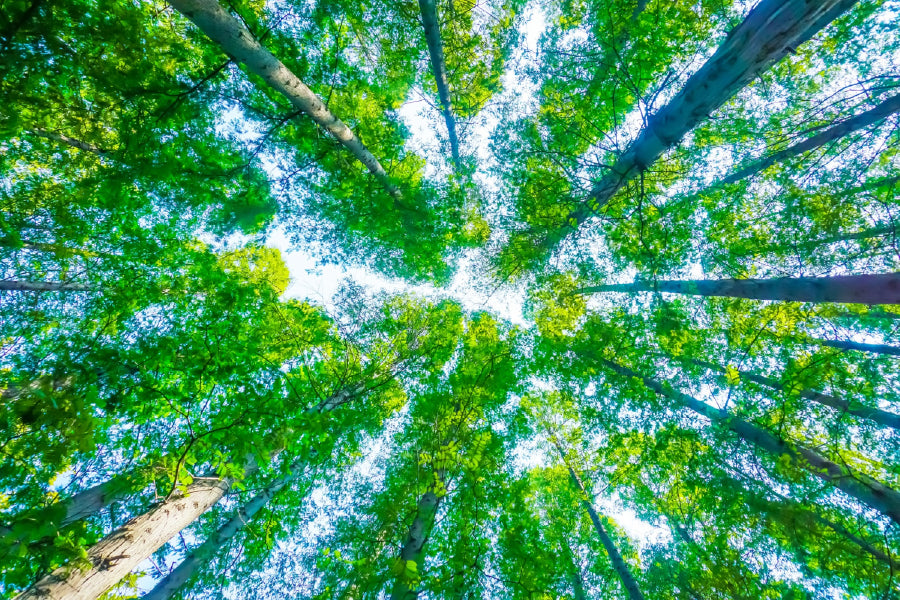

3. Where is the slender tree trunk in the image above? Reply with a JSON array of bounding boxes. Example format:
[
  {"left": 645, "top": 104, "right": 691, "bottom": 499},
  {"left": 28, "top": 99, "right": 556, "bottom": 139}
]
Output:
[
  {"left": 553, "top": 440, "right": 645, "bottom": 600},
  {"left": 168, "top": 0, "right": 401, "bottom": 198},
  {"left": 723, "top": 93, "right": 900, "bottom": 184},
  {"left": 29, "top": 128, "right": 107, "bottom": 155},
  {"left": 829, "top": 308, "right": 900, "bottom": 321},
  {"left": 0, "top": 0, "right": 41, "bottom": 51},
  {"left": 719, "top": 463, "right": 900, "bottom": 571},
  {"left": 765, "top": 491, "right": 900, "bottom": 571},
  {"left": 16, "top": 477, "right": 232, "bottom": 600},
  {"left": 810, "top": 223, "right": 896, "bottom": 247},
  {"left": 815, "top": 337, "right": 900, "bottom": 357},
  {"left": 52, "top": 472, "right": 142, "bottom": 528},
  {"left": 544, "top": 0, "right": 858, "bottom": 250},
  {"left": 574, "top": 272, "right": 900, "bottom": 305},
  {"left": 561, "top": 538, "right": 587, "bottom": 600},
  {"left": 143, "top": 456, "right": 309, "bottom": 600},
  {"left": 688, "top": 357, "right": 900, "bottom": 430},
  {"left": 0, "top": 280, "right": 94, "bottom": 292},
  {"left": 1, "top": 237, "right": 105, "bottom": 259},
  {"left": 601, "top": 359, "right": 900, "bottom": 525},
  {"left": 390, "top": 478, "right": 444, "bottom": 600},
  {"left": 418, "top": 0, "right": 460, "bottom": 167}
]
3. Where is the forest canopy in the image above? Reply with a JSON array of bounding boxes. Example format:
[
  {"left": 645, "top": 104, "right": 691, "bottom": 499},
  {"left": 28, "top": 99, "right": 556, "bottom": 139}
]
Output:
[{"left": 2, "top": 0, "right": 900, "bottom": 598}]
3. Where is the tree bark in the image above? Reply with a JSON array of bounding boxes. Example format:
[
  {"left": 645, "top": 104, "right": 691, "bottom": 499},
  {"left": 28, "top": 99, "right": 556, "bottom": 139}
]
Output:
[
  {"left": 16, "top": 477, "right": 232, "bottom": 600},
  {"left": 29, "top": 128, "right": 108, "bottom": 155},
  {"left": 574, "top": 272, "right": 900, "bottom": 305},
  {"left": 723, "top": 92, "right": 900, "bottom": 185},
  {"left": 688, "top": 357, "right": 900, "bottom": 430},
  {"left": 390, "top": 483, "right": 444, "bottom": 600},
  {"left": 801, "top": 223, "right": 896, "bottom": 248},
  {"left": 601, "top": 359, "right": 900, "bottom": 526},
  {"left": 418, "top": 0, "right": 460, "bottom": 168},
  {"left": 814, "top": 337, "right": 900, "bottom": 357},
  {"left": 168, "top": 0, "right": 401, "bottom": 198},
  {"left": 0, "top": 280, "right": 94, "bottom": 292},
  {"left": 830, "top": 308, "right": 900, "bottom": 321},
  {"left": 553, "top": 440, "right": 645, "bottom": 600},
  {"left": 545, "top": 0, "right": 858, "bottom": 250},
  {"left": 143, "top": 457, "right": 309, "bottom": 600},
  {"left": 1, "top": 460, "right": 162, "bottom": 555},
  {"left": 14, "top": 381, "right": 358, "bottom": 600}
]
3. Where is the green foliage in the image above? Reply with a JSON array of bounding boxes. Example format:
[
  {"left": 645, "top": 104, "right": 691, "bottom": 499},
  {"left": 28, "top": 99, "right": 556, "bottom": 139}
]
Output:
[{"left": 3, "top": 1, "right": 900, "bottom": 599}]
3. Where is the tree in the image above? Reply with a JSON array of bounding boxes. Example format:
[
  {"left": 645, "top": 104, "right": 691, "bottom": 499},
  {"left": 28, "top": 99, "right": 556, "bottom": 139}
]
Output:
[
  {"left": 573, "top": 272, "right": 900, "bottom": 304},
  {"left": 5, "top": 0, "right": 900, "bottom": 598}
]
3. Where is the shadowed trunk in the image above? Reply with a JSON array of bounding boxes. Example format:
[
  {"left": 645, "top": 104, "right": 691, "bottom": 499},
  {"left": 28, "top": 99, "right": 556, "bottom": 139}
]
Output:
[
  {"left": 687, "top": 357, "right": 900, "bottom": 430},
  {"left": 0, "top": 280, "right": 94, "bottom": 292},
  {"left": 574, "top": 272, "right": 900, "bottom": 305},
  {"left": 600, "top": 359, "right": 900, "bottom": 526},
  {"left": 723, "top": 93, "right": 900, "bottom": 184},
  {"left": 814, "top": 337, "right": 900, "bottom": 357},
  {"left": 553, "top": 439, "right": 645, "bottom": 600},
  {"left": 168, "top": 0, "right": 400, "bottom": 198},
  {"left": 418, "top": 0, "right": 460, "bottom": 167}
]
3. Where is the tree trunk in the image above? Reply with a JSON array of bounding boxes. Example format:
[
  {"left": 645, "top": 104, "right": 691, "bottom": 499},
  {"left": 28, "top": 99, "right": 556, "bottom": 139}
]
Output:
[
  {"left": 765, "top": 490, "right": 900, "bottom": 571},
  {"left": 720, "top": 463, "right": 900, "bottom": 571},
  {"left": 561, "top": 538, "right": 587, "bottom": 600},
  {"left": 390, "top": 482, "right": 443, "bottom": 600},
  {"left": 688, "top": 357, "right": 900, "bottom": 430},
  {"left": 553, "top": 440, "right": 645, "bottom": 600},
  {"left": 0, "top": 280, "right": 94, "bottom": 292},
  {"left": 168, "top": 0, "right": 400, "bottom": 198},
  {"left": 418, "top": 0, "right": 460, "bottom": 168},
  {"left": 829, "top": 308, "right": 900, "bottom": 321},
  {"left": 574, "top": 272, "right": 900, "bottom": 305},
  {"left": 601, "top": 359, "right": 900, "bottom": 526},
  {"left": 14, "top": 381, "right": 357, "bottom": 600},
  {"left": 723, "top": 93, "right": 900, "bottom": 185},
  {"left": 143, "top": 457, "right": 309, "bottom": 600},
  {"left": 16, "top": 477, "right": 232, "bottom": 600},
  {"left": 808, "top": 223, "right": 896, "bottom": 247},
  {"left": 545, "top": 0, "right": 858, "bottom": 250},
  {"left": 814, "top": 337, "right": 900, "bottom": 357},
  {"left": 29, "top": 128, "right": 108, "bottom": 155},
  {"left": 1, "top": 460, "right": 163, "bottom": 557}
]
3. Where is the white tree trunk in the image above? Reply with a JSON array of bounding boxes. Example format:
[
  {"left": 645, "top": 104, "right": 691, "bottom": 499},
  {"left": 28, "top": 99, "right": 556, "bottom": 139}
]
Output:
[{"left": 16, "top": 478, "right": 231, "bottom": 600}]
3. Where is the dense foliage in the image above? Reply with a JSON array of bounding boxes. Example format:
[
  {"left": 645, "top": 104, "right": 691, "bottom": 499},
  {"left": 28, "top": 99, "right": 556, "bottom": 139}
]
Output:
[{"left": 1, "top": 0, "right": 899, "bottom": 598}]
